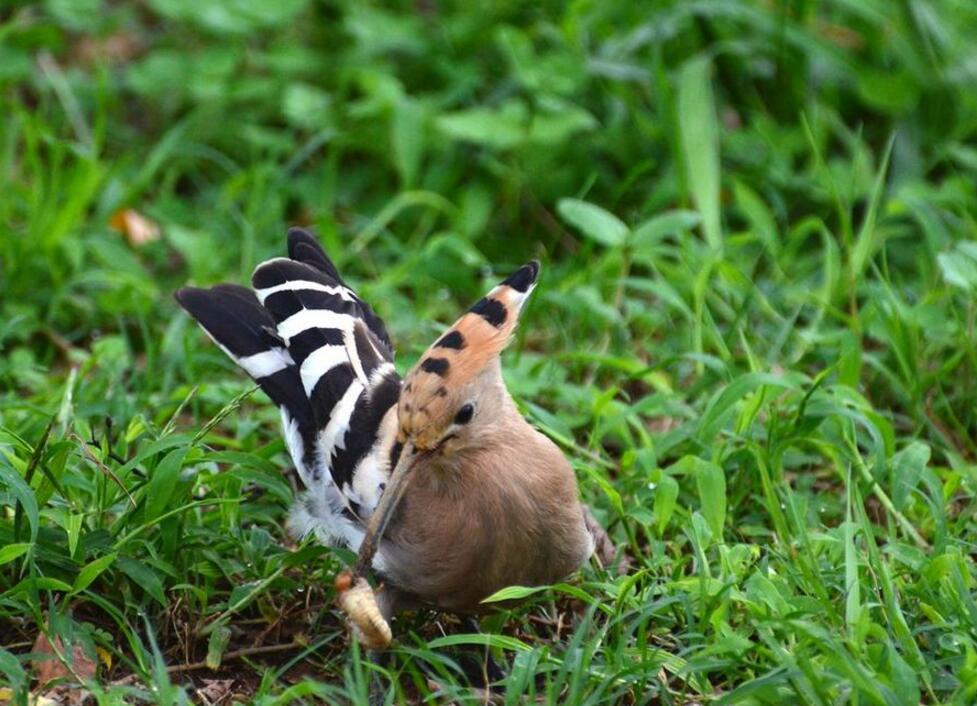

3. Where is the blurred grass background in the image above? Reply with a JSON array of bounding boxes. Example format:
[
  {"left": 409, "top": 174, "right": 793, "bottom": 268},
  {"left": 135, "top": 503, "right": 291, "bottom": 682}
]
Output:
[{"left": 2, "top": 0, "right": 977, "bottom": 703}]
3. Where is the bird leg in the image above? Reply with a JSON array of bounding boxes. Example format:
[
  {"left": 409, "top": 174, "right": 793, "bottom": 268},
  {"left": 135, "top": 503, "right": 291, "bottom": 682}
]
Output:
[
  {"left": 366, "top": 648, "right": 392, "bottom": 706},
  {"left": 461, "top": 616, "right": 507, "bottom": 689}
]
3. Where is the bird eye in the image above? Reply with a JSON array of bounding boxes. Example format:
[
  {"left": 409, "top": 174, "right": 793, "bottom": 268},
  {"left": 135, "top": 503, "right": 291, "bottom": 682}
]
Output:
[{"left": 453, "top": 403, "right": 474, "bottom": 425}]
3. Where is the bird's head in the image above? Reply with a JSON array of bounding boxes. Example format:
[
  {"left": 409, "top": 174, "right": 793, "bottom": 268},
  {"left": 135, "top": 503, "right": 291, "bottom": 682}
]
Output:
[
  {"left": 354, "top": 261, "right": 540, "bottom": 571},
  {"left": 395, "top": 259, "right": 539, "bottom": 456}
]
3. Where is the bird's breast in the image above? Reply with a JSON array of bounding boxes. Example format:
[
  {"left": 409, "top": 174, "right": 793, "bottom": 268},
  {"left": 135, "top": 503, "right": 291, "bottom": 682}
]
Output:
[{"left": 377, "top": 438, "right": 591, "bottom": 613}]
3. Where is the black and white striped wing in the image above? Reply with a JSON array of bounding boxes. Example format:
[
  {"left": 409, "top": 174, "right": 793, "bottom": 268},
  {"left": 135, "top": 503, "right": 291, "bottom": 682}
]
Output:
[
  {"left": 174, "top": 284, "right": 318, "bottom": 472},
  {"left": 176, "top": 229, "right": 401, "bottom": 525},
  {"left": 253, "top": 244, "right": 401, "bottom": 515}
]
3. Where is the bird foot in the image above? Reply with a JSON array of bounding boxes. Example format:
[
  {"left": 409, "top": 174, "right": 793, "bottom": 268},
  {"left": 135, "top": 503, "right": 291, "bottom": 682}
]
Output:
[{"left": 366, "top": 649, "right": 393, "bottom": 706}]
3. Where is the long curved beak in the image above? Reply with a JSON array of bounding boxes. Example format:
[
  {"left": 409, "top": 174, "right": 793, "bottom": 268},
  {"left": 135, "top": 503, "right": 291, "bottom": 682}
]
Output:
[{"left": 353, "top": 442, "right": 428, "bottom": 577}]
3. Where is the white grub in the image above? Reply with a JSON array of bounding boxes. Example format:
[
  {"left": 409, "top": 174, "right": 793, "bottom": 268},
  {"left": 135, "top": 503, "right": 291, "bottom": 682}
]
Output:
[{"left": 336, "top": 575, "right": 392, "bottom": 650}]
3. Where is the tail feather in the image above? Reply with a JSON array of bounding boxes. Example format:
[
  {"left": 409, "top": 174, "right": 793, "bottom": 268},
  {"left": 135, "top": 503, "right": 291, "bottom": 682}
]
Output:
[{"left": 175, "top": 284, "right": 301, "bottom": 411}]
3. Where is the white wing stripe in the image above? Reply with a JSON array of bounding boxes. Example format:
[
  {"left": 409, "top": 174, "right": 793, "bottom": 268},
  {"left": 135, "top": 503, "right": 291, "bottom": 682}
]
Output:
[
  {"left": 317, "top": 381, "right": 364, "bottom": 463},
  {"left": 367, "top": 362, "right": 396, "bottom": 390},
  {"left": 195, "top": 327, "right": 294, "bottom": 381},
  {"left": 300, "top": 344, "right": 348, "bottom": 397},
  {"left": 255, "top": 279, "right": 357, "bottom": 305},
  {"left": 280, "top": 408, "right": 313, "bottom": 488},
  {"left": 237, "top": 348, "right": 293, "bottom": 379},
  {"left": 278, "top": 309, "right": 357, "bottom": 342},
  {"left": 344, "top": 329, "right": 369, "bottom": 386}
]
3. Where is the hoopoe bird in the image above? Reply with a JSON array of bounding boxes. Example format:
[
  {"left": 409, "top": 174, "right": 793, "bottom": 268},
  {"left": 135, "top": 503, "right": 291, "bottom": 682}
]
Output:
[{"left": 176, "top": 229, "right": 602, "bottom": 647}]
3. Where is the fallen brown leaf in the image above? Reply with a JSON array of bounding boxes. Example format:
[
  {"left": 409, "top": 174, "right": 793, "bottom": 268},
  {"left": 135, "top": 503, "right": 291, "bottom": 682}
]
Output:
[
  {"left": 71, "top": 33, "right": 142, "bottom": 67},
  {"left": 32, "top": 633, "right": 97, "bottom": 687},
  {"left": 110, "top": 208, "right": 161, "bottom": 247},
  {"left": 32, "top": 684, "right": 90, "bottom": 706},
  {"left": 195, "top": 678, "right": 236, "bottom": 706}
]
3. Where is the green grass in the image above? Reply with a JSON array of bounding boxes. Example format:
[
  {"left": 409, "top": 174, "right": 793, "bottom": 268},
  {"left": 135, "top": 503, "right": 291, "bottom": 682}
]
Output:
[{"left": 3, "top": 0, "right": 977, "bottom": 703}]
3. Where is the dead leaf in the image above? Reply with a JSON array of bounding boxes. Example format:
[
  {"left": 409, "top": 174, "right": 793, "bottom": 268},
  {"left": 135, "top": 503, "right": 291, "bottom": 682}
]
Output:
[
  {"left": 0, "top": 692, "right": 57, "bottom": 706},
  {"left": 31, "top": 632, "right": 97, "bottom": 686},
  {"left": 195, "top": 678, "right": 235, "bottom": 706},
  {"left": 817, "top": 21, "right": 864, "bottom": 50},
  {"left": 71, "top": 33, "right": 142, "bottom": 67},
  {"left": 110, "top": 208, "right": 160, "bottom": 247},
  {"left": 32, "top": 685, "right": 90, "bottom": 706},
  {"left": 645, "top": 416, "right": 678, "bottom": 434}
]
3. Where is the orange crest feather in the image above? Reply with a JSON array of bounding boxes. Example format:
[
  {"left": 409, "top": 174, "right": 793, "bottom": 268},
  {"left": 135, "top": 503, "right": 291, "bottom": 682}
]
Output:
[{"left": 398, "top": 261, "right": 539, "bottom": 448}]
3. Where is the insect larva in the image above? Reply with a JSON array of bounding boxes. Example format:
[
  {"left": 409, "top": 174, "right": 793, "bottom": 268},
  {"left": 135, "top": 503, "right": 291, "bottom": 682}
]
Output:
[{"left": 335, "top": 572, "right": 392, "bottom": 650}]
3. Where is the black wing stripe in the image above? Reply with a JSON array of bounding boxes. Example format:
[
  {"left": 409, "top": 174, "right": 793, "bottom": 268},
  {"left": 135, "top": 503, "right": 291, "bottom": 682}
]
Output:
[
  {"left": 262, "top": 289, "right": 361, "bottom": 323},
  {"left": 308, "top": 362, "right": 356, "bottom": 433},
  {"left": 329, "top": 394, "right": 376, "bottom": 490},
  {"left": 354, "top": 304, "right": 394, "bottom": 359},
  {"left": 330, "top": 373, "right": 401, "bottom": 497},
  {"left": 176, "top": 285, "right": 273, "bottom": 357},
  {"left": 366, "top": 373, "right": 402, "bottom": 423},
  {"left": 288, "top": 328, "right": 346, "bottom": 365},
  {"left": 309, "top": 365, "right": 361, "bottom": 482},
  {"left": 352, "top": 321, "right": 385, "bottom": 378},
  {"left": 253, "top": 258, "right": 337, "bottom": 291},
  {"left": 299, "top": 342, "right": 350, "bottom": 398}
]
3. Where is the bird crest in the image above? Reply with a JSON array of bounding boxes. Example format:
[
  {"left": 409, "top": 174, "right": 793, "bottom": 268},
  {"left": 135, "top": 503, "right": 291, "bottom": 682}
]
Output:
[{"left": 398, "top": 261, "right": 539, "bottom": 449}]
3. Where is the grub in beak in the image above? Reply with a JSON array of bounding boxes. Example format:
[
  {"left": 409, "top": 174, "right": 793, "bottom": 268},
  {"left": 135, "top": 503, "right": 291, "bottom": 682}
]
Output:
[{"left": 339, "top": 443, "right": 427, "bottom": 650}]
